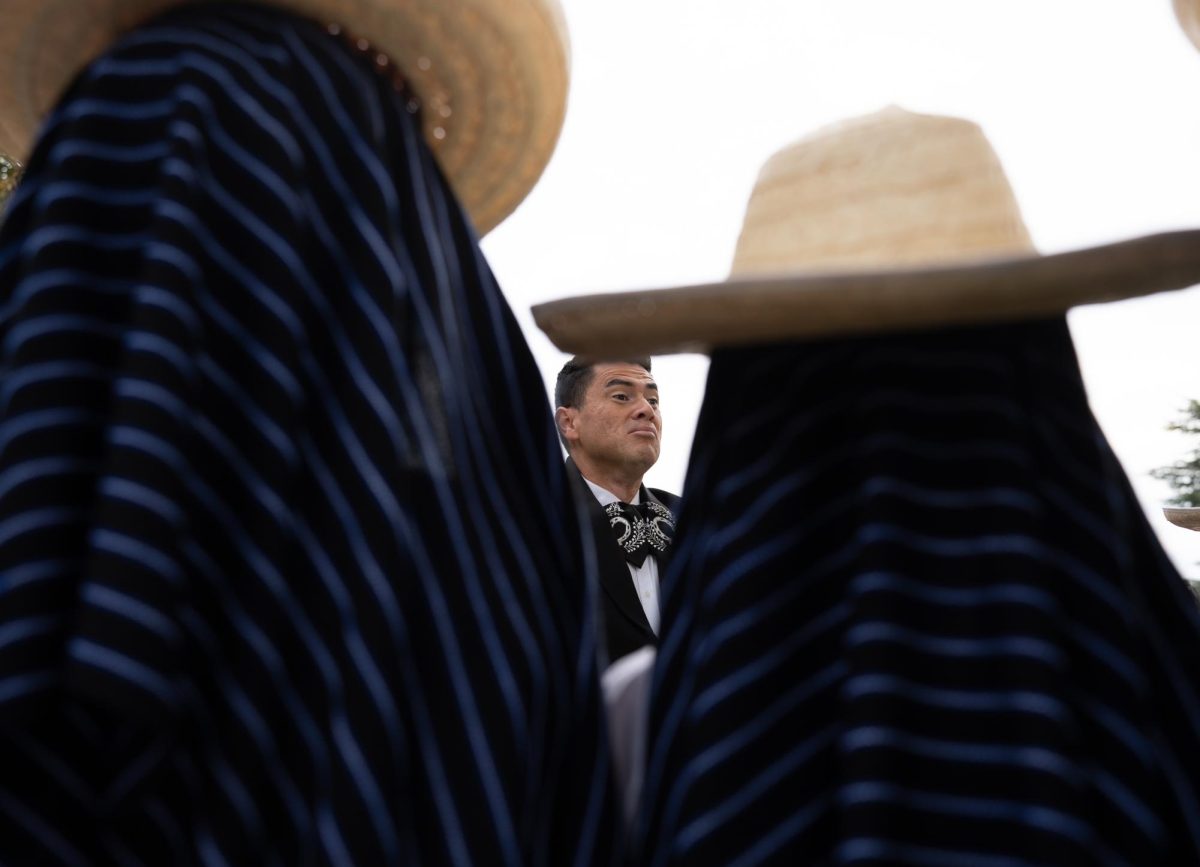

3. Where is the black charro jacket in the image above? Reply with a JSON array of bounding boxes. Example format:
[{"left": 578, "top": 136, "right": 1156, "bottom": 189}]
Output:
[{"left": 565, "top": 458, "right": 681, "bottom": 666}]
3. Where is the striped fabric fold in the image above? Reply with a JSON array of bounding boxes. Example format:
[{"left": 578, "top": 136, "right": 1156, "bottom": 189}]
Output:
[
  {"left": 0, "top": 5, "right": 617, "bottom": 865},
  {"left": 639, "top": 319, "right": 1200, "bottom": 866}
]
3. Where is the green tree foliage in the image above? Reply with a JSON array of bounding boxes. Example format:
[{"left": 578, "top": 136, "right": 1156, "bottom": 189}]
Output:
[{"left": 1152, "top": 400, "right": 1200, "bottom": 507}]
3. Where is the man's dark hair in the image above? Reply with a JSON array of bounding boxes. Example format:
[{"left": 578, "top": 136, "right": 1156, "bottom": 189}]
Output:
[{"left": 554, "top": 356, "right": 652, "bottom": 410}]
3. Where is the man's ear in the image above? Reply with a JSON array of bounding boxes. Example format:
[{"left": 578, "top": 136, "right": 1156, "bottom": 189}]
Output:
[{"left": 555, "top": 406, "right": 577, "bottom": 444}]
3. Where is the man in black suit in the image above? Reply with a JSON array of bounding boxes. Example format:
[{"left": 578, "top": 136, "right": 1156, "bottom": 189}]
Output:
[{"left": 554, "top": 356, "right": 681, "bottom": 665}]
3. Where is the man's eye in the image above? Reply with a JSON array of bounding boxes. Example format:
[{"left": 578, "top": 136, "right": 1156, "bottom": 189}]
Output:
[
  {"left": 649, "top": 399, "right": 659, "bottom": 407},
  {"left": 612, "top": 393, "right": 628, "bottom": 401}
]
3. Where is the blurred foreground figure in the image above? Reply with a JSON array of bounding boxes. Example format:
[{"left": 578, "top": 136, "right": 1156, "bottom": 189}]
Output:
[
  {"left": 536, "top": 108, "right": 1200, "bottom": 866},
  {"left": 0, "top": 3, "right": 618, "bottom": 864},
  {"left": 646, "top": 320, "right": 1200, "bottom": 866}
]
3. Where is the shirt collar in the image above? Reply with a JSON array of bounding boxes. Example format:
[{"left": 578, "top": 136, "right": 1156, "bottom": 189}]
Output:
[{"left": 582, "top": 475, "right": 640, "bottom": 507}]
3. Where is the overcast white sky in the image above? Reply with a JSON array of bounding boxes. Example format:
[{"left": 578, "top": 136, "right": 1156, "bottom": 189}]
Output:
[{"left": 482, "top": 0, "right": 1200, "bottom": 579}]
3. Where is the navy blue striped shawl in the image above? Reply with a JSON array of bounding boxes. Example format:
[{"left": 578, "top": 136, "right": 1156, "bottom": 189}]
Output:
[
  {"left": 639, "top": 319, "right": 1200, "bottom": 866},
  {"left": 0, "top": 5, "right": 618, "bottom": 864}
]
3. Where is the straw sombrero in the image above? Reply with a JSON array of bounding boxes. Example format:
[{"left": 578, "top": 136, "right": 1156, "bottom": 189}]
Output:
[
  {"left": 1175, "top": 0, "right": 1200, "bottom": 53},
  {"left": 0, "top": 0, "right": 569, "bottom": 235},
  {"left": 533, "top": 108, "right": 1200, "bottom": 356}
]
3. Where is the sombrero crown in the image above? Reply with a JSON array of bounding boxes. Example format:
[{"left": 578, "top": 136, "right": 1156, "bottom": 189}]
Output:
[
  {"left": 534, "top": 107, "right": 1200, "bottom": 356},
  {"left": 0, "top": 0, "right": 569, "bottom": 234},
  {"left": 729, "top": 108, "right": 1033, "bottom": 276}
]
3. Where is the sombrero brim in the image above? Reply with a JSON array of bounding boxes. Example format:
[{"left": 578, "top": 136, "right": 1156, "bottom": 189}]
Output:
[
  {"left": 532, "top": 230, "right": 1200, "bottom": 356},
  {"left": 1175, "top": 0, "right": 1200, "bottom": 53},
  {"left": 0, "top": 0, "right": 568, "bottom": 235},
  {"left": 1164, "top": 507, "right": 1200, "bottom": 531}
]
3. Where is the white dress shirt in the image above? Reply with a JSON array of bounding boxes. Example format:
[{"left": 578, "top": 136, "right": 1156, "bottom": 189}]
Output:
[
  {"left": 601, "top": 645, "right": 655, "bottom": 832},
  {"left": 582, "top": 476, "right": 661, "bottom": 635}
]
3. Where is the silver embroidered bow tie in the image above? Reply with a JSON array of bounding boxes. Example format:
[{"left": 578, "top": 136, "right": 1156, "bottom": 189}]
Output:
[{"left": 605, "top": 500, "right": 675, "bottom": 567}]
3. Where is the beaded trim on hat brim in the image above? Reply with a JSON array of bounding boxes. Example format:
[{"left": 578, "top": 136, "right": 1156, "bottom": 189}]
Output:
[
  {"left": 324, "top": 23, "right": 424, "bottom": 123},
  {"left": 320, "top": 21, "right": 477, "bottom": 149},
  {"left": 0, "top": 154, "right": 21, "bottom": 207},
  {"left": 532, "top": 230, "right": 1200, "bottom": 357}
]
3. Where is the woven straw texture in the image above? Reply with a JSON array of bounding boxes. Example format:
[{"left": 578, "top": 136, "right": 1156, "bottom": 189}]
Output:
[
  {"left": 0, "top": 0, "right": 568, "bottom": 234},
  {"left": 732, "top": 108, "right": 1034, "bottom": 276}
]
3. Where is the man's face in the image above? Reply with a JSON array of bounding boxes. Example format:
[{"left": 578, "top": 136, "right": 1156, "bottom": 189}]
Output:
[{"left": 560, "top": 362, "right": 662, "bottom": 476}]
